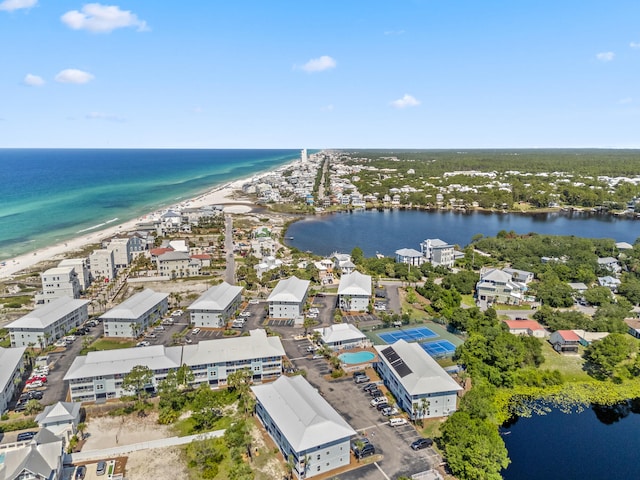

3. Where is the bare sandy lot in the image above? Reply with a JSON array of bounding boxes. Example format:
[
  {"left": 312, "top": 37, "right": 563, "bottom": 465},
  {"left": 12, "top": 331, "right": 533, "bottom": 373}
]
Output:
[
  {"left": 83, "top": 411, "right": 173, "bottom": 450},
  {"left": 126, "top": 446, "right": 188, "bottom": 480}
]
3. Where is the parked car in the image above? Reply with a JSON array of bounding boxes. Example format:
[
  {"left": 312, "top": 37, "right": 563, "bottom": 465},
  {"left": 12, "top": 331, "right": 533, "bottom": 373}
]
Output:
[
  {"left": 311, "top": 354, "right": 324, "bottom": 360},
  {"left": 371, "top": 397, "right": 388, "bottom": 407},
  {"left": 191, "top": 328, "right": 201, "bottom": 335},
  {"left": 368, "top": 387, "right": 382, "bottom": 396},
  {"left": 389, "top": 417, "right": 408, "bottom": 427},
  {"left": 352, "top": 371, "right": 366, "bottom": 378},
  {"left": 136, "top": 341, "right": 151, "bottom": 347},
  {"left": 154, "top": 325, "right": 165, "bottom": 331},
  {"left": 144, "top": 333, "right": 156, "bottom": 338},
  {"left": 376, "top": 402, "right": 391, "bottom": 411},
  {"left": 355, "top": 375, "right": 370, "bottom": 384},
  {"left": 161, "top": 318, "right": 174, "bottom": 325},
  {"left": 17, "top": 431, "right": 37, "bottom": 441},
  {"left": 75, "top": 465, "right": 87, "bottom": 480},
  {"left": 14, "top": 401, "right": 28, "bottom": 412},
  {"left": 351, "top": 439, "right": 376, "bottom": 459},
  {"left": 239, "top": 311, "right": 251, "bottom": 317},
  {"left": 171, "top": 310, "right": 183, "bottom": 317},
  {"left": 184, "top": 337, "right": 193, "bottom": 344},
  {"left": 410, "top": 438, "right": 434, "bottom": 450},
  {"left": 248, "top": 299, "right": 260, "bottom": 304},
  {"left": 25, "top": 390, "right": 43, "bottom": 400},
  {"left": 96, "top": 461, "right": 106, "bottom": 476},
  {"left": 362, "top": 383, "right": 378, "bottom": 392},
  {"left": 26, "top": 381, "right": 43, "bottom": 389},
  {"left": 381, "top": 406, "right": 399, "bottom": 416}
]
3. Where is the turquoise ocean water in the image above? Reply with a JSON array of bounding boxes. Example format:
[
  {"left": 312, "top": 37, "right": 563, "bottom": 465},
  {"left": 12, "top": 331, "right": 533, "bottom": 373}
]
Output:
[{"left": 0, "top": 149, "right": 301, "bottom": 260}]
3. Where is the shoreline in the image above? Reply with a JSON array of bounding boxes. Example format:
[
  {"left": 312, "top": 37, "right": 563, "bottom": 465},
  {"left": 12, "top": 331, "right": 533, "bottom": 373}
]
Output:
[{"left": 0, "top": 159, "right": 299, "bottom": 281}]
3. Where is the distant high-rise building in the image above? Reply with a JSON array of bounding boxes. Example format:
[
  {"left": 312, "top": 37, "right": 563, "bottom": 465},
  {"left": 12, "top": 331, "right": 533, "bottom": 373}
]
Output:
[{"left": 301, "top": 148, "right": 307, "bottom": 163}]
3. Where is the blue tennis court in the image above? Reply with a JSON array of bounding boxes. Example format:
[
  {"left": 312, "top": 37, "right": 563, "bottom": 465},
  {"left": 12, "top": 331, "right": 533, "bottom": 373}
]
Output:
[
  {"left": 420, "top": 340, "right": 457, "bottom": 357},
  {"left": 378, "top": 327, "right": 438, "bottom": 344}
]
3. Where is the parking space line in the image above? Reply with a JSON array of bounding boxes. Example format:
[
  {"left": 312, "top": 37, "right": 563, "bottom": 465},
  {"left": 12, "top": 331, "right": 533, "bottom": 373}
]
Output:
[{"left": 374, "top": 462, "right": 391, "bottom": 480}]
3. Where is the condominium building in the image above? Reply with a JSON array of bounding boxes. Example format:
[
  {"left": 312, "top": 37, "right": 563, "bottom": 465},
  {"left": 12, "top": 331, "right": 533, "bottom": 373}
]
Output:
[
  {"left": 101, "top": 289, "right": 169, "bottom": 338},
  {"left": 7, "top": 297, "right": 89, "bottom": 348},
  {"left": 252, "top": 375, "right": 356, "bottom": 479},
  {"left": 420, "top": 238, "right": 455, "bottom": 268},
  {"left": 58, "top": 258, "right": 92, "bottom": 291},
  {"left": 64, "top": 329, "right": 285, "bottom": 402},
  {"left": 108, "top": 237, "right": 132, "bottom": 268},
  {"left": 187, "top": 282, "right": 243, "bottom": 328},
  {"left": 0, "top": 347, "right": 26, "bottom": 415},
  {"left": 89, "top": 248, "right": 116, "bottom": 281},
  {"left": 36, "top": 266, "right": 81, "bottom": 304},
  {"left": 337, "top": 271, "right": 371, "bottom": 312},
  {"left": 268, "top": 276, "right": 310, "bottom": 320}
]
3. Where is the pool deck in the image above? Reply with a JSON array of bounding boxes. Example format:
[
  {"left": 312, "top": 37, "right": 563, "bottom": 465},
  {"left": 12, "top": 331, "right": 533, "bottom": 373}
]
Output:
[{"left": 337, "top": 347, "right": 379, "bottom": 371}]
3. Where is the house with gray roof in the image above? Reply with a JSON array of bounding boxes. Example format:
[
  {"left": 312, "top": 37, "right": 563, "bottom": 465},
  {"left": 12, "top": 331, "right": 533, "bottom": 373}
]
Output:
[
  {"left": 0, "top": 428, "right": 64, "bottom": 480},
  {"left": 395, "top": 248, "right": 425, "bottom": 266},
  {"left": 7, "top": 297, "right": 89, "bottom": 348},
  {"left": 188, "top": 282, "right": 243, "bottom": 328},
  {"left": 36, "top": 401, "right": 81, "bottom": 440},
  {"left": 420, "top": 238, "right": 455, "bottom": 268},
  {"left": 268, "top": 276, "right": 310, "bottom": 320},
  {"left": 374, "top": 340, "right": 461, "bottom": 419},
  {"left": 476, "top": 268, "right": 528, "bottom": 305},
  {"left": 337, "top": 271, "right": 372, "bottom": 312},
  {"left": 156, "top": 251, "right": 201, "bottom": 278},
  {"left": 101, "top": 288, "right": 168, "bottom": 338},
  {"left": 503, "top": 267, "right": 534, "bottom": 284},
  {"left": 64, "top": 329, "right": 284, "bottom": 402},
  {"left": 0, "top": 347, "right": 25, "bottom": 415},
  {"left": 252, "top": 375, "right": 356, "bottom": 479}
]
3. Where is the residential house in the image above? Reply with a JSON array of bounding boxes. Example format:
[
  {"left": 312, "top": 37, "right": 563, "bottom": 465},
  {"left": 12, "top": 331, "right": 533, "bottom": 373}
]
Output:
[
  {"left": 108, "top": 237, "right": 132, "bottom": 268},
  {"left": 0, "top": 347, "right": 25, "bottom": 415},
  {"left": 332, "top": 253, "right": 356, "bottom": 274},
  {"left": 314, "top": 323, "right": 370, "bottom": 351},
  {"left": 156, "top": 251, "right": 201, "bottom": 278},
  {"left": 503, "top": 320, "right": 547, "bottom": 338},
  {"left": 420, "top": 239, "right": 455, "bottom": 268},
  {"left": 188, "top": 282, "right": 243, "bottom": 328},
  {"left": 64, "top": 329, "right": 284, "bottom": 401},
  {"left": 568, "top": 282, "right": 589, "bottom": 295},
  {"left": 36, "top": 266, "right": 81, "bottom": 304},
  {"left": 616, "top": 241, "right": 633, "bottom": 251},
  {"left": 395, "top": 248, "right": 425, "bottom": 267},
  {"left": 57, "top": 258, "right": 91, "bottom": 291},
  {"left": 549, "top": 330, "right": 580, "bottom": 353},
  {"left": 374, "top": 340, "right": 462, "bottom": 419},
  {"left": 0, "top": 429, "right": 64, "bottom": 480},
  {"left": 598, "top": 276, "right": 621, "bottom": 291},
  {"left": 624, "top": 318, "right": 640, "bottom": 339},
  {"left": 597, "top": 257, "right": 622, "bottom": 274},
  {"left": 252, "top": 375, "right": 356, "bottom": 479},
  {"left": 101, "top": 289, "right": 168, "bottom": 338},
  {"left": 571, "top": 330, "right": 609, "bottom": 347},
  {"left": 7, "top": 297, "right": 89, "bottom": 348},
  {"left": 338, "top": 271, "right": 372, "bottom": 312},
  {"left": 255, "top": 255, "right": 283, "bottom": 278},
  {"left": 476, "top": 268, "right": 527, "bottom": 305},
  {"left": 89, "top": 248, "right": 116, "bottom": 281},
  {"left": 268, "top": 276, "right": 310, "bottom": 321},
  {"left": 35, "top": 401, "right": 82, "bottom": 441}
]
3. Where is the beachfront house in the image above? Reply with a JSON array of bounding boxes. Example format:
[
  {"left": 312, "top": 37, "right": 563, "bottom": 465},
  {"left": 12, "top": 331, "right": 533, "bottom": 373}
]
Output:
[
  {"left": 58, "top": 258, "right": 91, "bottom": 291},
  {"left": 0, "top": 347, "right": 26, "bottom": 415},
  {"left": 108, "top": 237, "right": 133, "bottom": 268},
  {"left": 7, "top": 297, "right": 89, "bottom": 348},
  {"left": 64, "top": 329, "right": 284, "bottom": 401},
  {"left": 549, "top": 330, "right": 580, "bottom": 354},
  {"left": 503, "top": 319, "right": 547, "bottom": 338},
  {"left": 503, "top": 268, "right": 535, "bottom": 284},
  {"left": 374, "top": 340, "right": 462, "bottom": 419},
  {"left": 187, "top": 282, "right": 243, "bottom": 328},
  {"left": 156, "top": 251, "right": 202, "bottom": 278},
  {"left": 268, "top": 276, "right": 310, "bottom": 321},
  {"left": 338, "top": 271, "right": 372, "bottom": 312},
  {"left": 35, "top": 401, "right": 82, "bottom": 441},
  {"left": 89, "top": 248, "right": 116, "bottom": 282},
  {"left": 101, "top": 288, "right": 168, "bottom": 338},
  {"left": 420, "top": 238, "right": 455, "bottom": 268},
  {"left": 314, "top": 323, "right": 370, "bottom": 351},
  {"left": 252, "top": 375, "right": 356, "bottom": 479},
  {"left": 332, "top": 253, "right": 356, "bottom": 274},
  {"left": 35, "top": 266, "right": 81, "bottom": 304}
]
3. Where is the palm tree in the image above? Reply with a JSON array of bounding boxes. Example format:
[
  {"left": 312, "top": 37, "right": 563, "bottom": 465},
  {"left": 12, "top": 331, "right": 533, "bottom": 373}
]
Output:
[{"left": 76, "top": 422, "right": 87, "bottom": 440}]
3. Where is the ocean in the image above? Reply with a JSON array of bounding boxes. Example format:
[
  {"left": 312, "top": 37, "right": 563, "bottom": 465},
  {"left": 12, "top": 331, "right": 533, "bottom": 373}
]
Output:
[{"left": 0, "top": 149, "right": 301, "bottom": 260}]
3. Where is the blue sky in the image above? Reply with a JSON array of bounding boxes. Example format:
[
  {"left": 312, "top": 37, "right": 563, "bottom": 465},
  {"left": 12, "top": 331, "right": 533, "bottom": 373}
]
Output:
[{"left": 1, "top": 0, "right": 639, "bottom": 148}]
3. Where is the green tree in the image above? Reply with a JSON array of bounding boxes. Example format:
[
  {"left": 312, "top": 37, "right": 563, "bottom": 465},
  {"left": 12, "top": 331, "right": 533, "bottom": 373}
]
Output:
[
  {"left": 121, "top": 365, "right": 154, "bottom": 402},
  {"left": 185, "top": 437, "right": 225, "bottom": 479},
  {"left": 191, "top": 383, "right": 223, "bottom": 431},
  {"left": 351, "top": 246, "right": 364, "bottom": 265},
  {"left": 583, "top": 286, "right": 613, "bottom": 306},
  {"left": 439, "top": 411, "right": 510, "bottom": 480},
  {"left": 584, "top": 333, "right": 637, "bottom": 380}
]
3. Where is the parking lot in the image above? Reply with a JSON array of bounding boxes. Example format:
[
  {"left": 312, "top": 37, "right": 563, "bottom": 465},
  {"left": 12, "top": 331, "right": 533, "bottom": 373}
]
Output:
[{"left": 283, "top": 337, "right": 440, "bottom": 479}]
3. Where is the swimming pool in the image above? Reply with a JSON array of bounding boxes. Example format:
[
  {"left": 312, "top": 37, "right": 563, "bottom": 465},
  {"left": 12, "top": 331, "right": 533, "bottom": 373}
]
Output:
[{"left": 338, "top": 351, "right": 376, "bottom": 364}]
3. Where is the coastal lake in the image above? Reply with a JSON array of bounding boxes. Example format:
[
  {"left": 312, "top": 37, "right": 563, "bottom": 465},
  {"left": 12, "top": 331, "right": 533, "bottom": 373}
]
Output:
[
  {"left": 285, "top": 209, "right": 640, "bottom": 255},
  {"left": 502, "top": 402, "right": 640, "bottom": 479}
]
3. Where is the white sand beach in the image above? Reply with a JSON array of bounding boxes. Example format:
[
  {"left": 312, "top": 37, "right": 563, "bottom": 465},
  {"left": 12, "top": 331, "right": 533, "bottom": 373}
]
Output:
[{"left": 0, "top": 173, "right": 266, "bottom": 280}]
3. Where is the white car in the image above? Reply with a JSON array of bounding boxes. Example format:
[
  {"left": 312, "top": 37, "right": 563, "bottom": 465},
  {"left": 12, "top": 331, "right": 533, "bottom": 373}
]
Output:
[
  {"left": 248, "top": 299, "right": 260, "bottom": 305},
  {"left": 311, "top": 354, "right": 324, "bottom": 360},
  {"left": 145, "top": 333, "right": 156, "bottom": 338},
  {"left": 371, "top": 397, "right": 388, "bottom": 407},
  {"left": 154, "top": 325, "right": 165, "bottom": 331},
  {"left": 191, "top": 328, "right": 201, "bottom": 335},
  {"left": 26, "top": 381, "right": 43, "bottom": 389},
  {"left": 171, "top": 310, "right": 183, "bottom": 317},
  {"left": 239, "top": 311, "right": 251, "bottom": 317},
  {"left": 309, "top": 308, "right": 319, "bottom": 314},
  {"left": 136, "top": 341, "right": 151, "bottom": 347}
]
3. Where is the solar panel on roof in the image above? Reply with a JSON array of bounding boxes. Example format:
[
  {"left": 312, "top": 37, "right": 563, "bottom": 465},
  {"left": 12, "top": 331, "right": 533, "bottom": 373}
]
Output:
[{"left": 381, "top": 346, "right": 412, "bottom": 378}]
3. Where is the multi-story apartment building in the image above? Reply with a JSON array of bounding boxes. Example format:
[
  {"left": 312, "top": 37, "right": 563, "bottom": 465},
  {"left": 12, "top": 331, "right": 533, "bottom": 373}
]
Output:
[
  {"left": 89, "top": 248, "right": 116, "bottom": 281},
  {"left": 187, "top": 282, "right": 243, "bottom": 328},
  {"left": 268, "top": 276, "right": 309, "bottom": 320},
  {"left": 36, "top": 266, "right": 81, "bottom": 304},
  {"left": 0, "top": 347, "right": 26, "bottom": 415},
  {"left": 101, "top": 288, "right": 168, "bottom": 338}
]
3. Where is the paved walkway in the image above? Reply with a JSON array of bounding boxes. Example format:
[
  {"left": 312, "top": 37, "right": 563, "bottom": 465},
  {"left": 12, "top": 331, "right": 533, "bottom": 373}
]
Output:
[{"left": 68, "top": 429, "right": 225, "bottom": 463}]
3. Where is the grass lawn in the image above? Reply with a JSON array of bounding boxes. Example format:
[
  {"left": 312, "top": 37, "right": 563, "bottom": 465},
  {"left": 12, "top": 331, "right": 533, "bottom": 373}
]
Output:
[
  {"left": 539, "top": 341, "right": 590, "bottom": 382},
  {"left": 173, "top": 414, "right": 234, "bottom": 437},
  {"left": 419, "top": 417, "right": 447, "bottom": 440},
  {"left": 460, "top": 294, "right": 476, "bottom": 307},
  {"left": 81, "top": 338, "right": 137, "bottom": 354}
]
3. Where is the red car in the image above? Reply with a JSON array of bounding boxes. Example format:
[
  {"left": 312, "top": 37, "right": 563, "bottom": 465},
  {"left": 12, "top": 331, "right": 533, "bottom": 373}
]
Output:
[{"left": 27, "top": 376, "right": 47, "bottom": 384}]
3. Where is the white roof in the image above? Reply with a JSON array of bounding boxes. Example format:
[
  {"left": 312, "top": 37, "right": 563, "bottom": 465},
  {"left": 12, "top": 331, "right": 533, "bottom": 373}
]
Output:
[
  {"left": 616, "top": 242, "right": 633, "bottom": 250},
  {"left": 7, "top": 297, "right": 88, "bottom": 330},
  {"left": 0, "top": 346, "right": 25, "bottom": 394},
  {"left": 0, "top": 431, "right": 62, "bottom": 479},
  {"left": 182, "top": 329, "right": 285, "bottom": 365},
  {"left": 395, "top": 248, "right": 423, "bottom": 257},
  {"left": 374, "top": 340, "right": 462, "bottom": 396},
  {"left": 597, "top": 257, "right": 619, "bottom": 264},
  {"left": 315, "top": 323, "right": 366, "bottom": 344},
  {"left": 337, "top": 271, "right": 372, "bottom": 296},
  {"left": 187, "top": 282, "right": 243, "bottom": 312},
  {"left": 101, "top": 289, "right": 168, "bottom": 320},
  {"left": 36, "top": 401, "right": 81, "bottom": 426},
  {"left": 267, "top": 276, "right": 310, "bottom": 303},
  {"left": 41, "top": 266, "right": 75, "bottom": 276},
  {"left": 64, "top": 344, "right": 182, "bottom": 380},
  {"left": 424, "top": 238, "right": 449, "bottom": 247},
  {"left": 157, "top": 251, "right": 190, "bottom": 261},
  {"left": 503, "top": 267, "right": 533, "bottom": 277},
  {"left": 480, "top": 268, "right": 512, "bottom": 283},
  {"left": 251, "top": 375, "right": 356, "bottom": 452}
]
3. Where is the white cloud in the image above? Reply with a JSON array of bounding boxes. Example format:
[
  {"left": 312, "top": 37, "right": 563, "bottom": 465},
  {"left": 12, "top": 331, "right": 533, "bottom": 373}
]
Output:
[
  {"left": 61, "top": 3, "right": 148, "bottom": 33},
  {"left": 55, "top": 69, "right": 95, "bottom": 84},
  {"left": 596, "top": 51, "right": 615, "bottom": 62},
  {"left": 390, "top": 94, "right": 420, "bottom": 109},
  {"left": 0, "top": 0, "right": 37, "bottom": 12},
  {"left": 85, "top": 112, "right": 125, "bottom": 122},
  {"left": 631, "top": 42, "right": 640, "bottom": 49},
  {"left": 299, "top": 55, "right": 336, "bottom": 73},
  {"left": 23, "top": 73, "right": 45, "bottom": 87}
]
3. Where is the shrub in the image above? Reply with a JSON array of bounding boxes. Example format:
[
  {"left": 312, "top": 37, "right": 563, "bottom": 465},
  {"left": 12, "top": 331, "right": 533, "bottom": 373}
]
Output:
[{"left": 0, "top": 418, "right": 38, "bottom": 433}]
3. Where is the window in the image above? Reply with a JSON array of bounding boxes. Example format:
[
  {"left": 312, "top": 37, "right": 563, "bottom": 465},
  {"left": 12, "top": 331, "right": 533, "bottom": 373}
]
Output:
[
  {"left": 317, "top": 466, "right": 321, "bottom": 472},
  {"left": 317, "top": 454, "right": 320, "bottom": 460}
]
